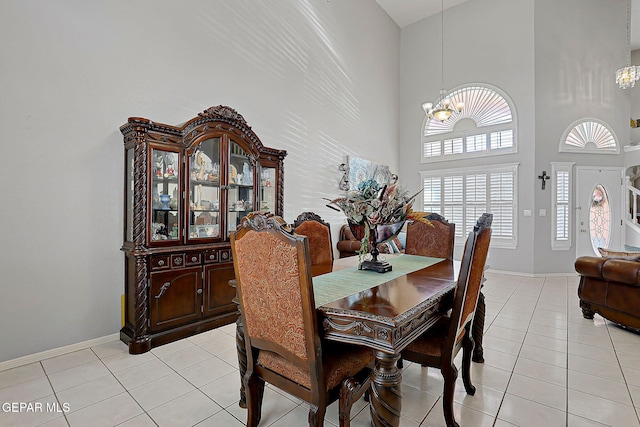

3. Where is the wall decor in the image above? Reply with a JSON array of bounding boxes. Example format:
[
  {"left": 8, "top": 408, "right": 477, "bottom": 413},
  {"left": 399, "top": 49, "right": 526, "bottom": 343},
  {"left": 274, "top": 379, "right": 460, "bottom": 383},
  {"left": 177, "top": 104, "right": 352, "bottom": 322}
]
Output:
[{"left": 344, "top": 155, "right": 395, "bottom": 191}]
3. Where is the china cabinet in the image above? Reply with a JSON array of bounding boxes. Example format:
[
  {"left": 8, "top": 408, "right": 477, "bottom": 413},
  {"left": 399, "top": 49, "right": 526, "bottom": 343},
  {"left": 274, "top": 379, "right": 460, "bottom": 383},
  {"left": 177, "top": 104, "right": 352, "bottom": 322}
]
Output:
[{"left": 119, "top": 105, "right": 286, "bottom": 354}]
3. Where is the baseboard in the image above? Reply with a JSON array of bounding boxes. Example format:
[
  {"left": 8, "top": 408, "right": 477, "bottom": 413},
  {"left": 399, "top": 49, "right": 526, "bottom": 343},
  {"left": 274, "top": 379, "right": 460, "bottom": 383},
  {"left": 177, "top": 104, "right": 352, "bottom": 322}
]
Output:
[
  {"left": 486, "top": 269, "right": 578, "bottom": 278},
  {"left": 0, "top": 333, "right": 120, "bottom": 372}
]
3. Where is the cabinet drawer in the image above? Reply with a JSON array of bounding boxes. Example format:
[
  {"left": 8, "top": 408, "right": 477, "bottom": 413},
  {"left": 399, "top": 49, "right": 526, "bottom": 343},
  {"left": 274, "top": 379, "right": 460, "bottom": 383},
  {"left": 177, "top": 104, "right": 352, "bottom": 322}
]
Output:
[
  {"left": 186, "top": 252, "right": 202, "bottom": 266},
  {"left": 171, "top": 254, "right": 185, "bottom": 268},
  {"left": 204, "top": 249, "right": 219, "bottom": 264},
  {"left": 219, "top": 249, "right": 232, "bottom": 263},
  {"left": 151, "top": 255, "right": 171, "bottom": 271}
]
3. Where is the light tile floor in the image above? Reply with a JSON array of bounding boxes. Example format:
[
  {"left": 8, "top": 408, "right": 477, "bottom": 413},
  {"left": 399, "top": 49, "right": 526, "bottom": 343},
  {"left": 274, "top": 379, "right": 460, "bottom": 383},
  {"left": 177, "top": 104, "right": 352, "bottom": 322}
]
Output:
[{"left": 2, "top": 272, "right": 640, "bottom": 426}]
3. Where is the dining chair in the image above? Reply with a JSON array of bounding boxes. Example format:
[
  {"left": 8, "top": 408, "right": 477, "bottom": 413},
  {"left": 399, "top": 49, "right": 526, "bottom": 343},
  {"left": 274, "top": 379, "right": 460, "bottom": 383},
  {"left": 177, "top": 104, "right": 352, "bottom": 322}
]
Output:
[
  {"left": 405, "top": 212, "right": 455, "bottom": 260},
  {"left": 401, "top": 213, "right": 492, "bottom": 427},
  {"left": 293, "top": 211, "right": 334, "bottom": 265},
  {"left": 230, "top": 212, "right": 373, "bottom": 427}
]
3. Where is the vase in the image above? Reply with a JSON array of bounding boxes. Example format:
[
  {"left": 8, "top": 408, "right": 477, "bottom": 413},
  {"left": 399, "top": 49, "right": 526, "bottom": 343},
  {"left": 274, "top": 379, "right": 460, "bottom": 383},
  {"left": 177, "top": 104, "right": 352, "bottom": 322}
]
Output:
[
  {"left": 349, "top": 221, "right": 405, "bottom": 273},
  {"left": 159, "top": 194, "right": 171, "bottom": 210}
]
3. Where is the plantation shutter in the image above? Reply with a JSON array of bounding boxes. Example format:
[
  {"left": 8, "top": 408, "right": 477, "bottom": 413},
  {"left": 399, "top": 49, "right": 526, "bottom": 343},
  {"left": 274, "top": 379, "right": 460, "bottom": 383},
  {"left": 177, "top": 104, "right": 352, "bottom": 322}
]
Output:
[{"left": 421, "top": 163, "right": 518, "bottom": 249}]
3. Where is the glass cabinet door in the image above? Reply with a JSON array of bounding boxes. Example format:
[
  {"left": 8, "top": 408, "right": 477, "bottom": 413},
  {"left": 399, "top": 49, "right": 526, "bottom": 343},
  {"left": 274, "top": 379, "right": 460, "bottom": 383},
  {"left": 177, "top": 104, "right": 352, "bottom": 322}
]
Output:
[
  {"left": 150, "top": 149, "right": 180, "bottom": 242},
  {"left": 228, "top": 140, "right": 254, "bottom": 235},
  {"left": 188, "top": 138, "right": 221, "bottom": 241},
  {"left": 259, "top": 166, "right": 277, "bottom": 213}
]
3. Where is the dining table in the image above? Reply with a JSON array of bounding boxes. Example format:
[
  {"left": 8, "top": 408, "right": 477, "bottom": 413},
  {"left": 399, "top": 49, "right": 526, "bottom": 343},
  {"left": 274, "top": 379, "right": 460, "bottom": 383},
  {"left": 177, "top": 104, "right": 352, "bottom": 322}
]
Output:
[{"left": 232, "top": 253, "right": 486, "bottom": 427}]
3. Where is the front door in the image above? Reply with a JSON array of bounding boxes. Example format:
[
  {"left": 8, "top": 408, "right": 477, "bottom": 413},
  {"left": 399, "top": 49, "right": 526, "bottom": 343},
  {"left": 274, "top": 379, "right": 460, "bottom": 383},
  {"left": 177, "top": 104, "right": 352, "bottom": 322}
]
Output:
[{"left": 575, "top": 167, "right": 624, "bottom": 257}]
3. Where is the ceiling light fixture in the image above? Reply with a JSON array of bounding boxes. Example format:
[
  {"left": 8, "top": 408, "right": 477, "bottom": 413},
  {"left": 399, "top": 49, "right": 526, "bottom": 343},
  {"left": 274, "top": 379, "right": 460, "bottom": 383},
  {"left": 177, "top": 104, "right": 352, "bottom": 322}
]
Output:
[
  {"left": 423, "top": 0, "right": 463, "bottom": 121},
  {"left": 617, "top": 0, "right": 639, "bottom": 89}
]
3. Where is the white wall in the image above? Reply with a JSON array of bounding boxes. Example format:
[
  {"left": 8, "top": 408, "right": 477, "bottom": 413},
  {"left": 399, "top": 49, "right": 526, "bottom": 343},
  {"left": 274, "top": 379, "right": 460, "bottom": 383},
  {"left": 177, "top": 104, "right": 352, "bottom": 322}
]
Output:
[
  {"left": 399, "top": 0, "right": 536, "bottom": 273},
  {"left": 533, "top": 0, "right": 629, "bottom": 272},
  {"left": 632, "top": 49, "right": 640, "bottom": 144},
  {"left": 0, "top": 0, "right": 400, "bottom": 362},
  {"left": 399, "top": 0, "right": 630, "bottom": 274}
]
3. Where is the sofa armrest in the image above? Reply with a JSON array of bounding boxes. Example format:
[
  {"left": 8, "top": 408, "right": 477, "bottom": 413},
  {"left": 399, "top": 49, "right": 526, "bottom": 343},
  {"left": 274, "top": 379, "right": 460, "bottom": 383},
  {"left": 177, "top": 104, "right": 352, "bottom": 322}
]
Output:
[
  {"left": 575, "top": 256, "right": 606, "bottom": 279},
  {"left": 576, "top": 256, "right": 640, "bottom": 287},
  {"left": 337, "top": 240, "right": 362, "bottom": 253}
]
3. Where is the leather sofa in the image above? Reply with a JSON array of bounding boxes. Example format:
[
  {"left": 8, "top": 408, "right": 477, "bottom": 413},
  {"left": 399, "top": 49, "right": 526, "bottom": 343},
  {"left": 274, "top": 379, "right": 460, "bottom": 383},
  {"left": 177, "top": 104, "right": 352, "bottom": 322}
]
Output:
[
  {"left": 336, "top": 224, "right": 405, "bottom": 258},
  {"left": 575, "top": 255, "right": 640, "bottom": 330},
  {"left": 336, "top": 224, "right": 363, "bottom": 258}
]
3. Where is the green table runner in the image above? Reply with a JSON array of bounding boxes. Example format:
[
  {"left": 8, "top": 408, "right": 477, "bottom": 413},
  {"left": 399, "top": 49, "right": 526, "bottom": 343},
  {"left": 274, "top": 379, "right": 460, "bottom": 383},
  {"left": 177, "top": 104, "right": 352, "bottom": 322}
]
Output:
[{"left": 313, "top": 254, "right": 444, "bottom": 307}]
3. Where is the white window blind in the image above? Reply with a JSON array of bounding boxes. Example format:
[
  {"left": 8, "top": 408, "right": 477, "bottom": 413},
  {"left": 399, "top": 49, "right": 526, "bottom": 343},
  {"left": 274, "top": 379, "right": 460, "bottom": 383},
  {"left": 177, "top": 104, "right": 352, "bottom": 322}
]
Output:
[
  {"left": 490, "top": 130, "right": 514, "bottom": 149},
  {"left": 551, "top": 162, "right": 574, "bottom": 250},
  {"left": 421, "top": 163, "right": 518, "bottom": 248},
  {"left": 422, "top": 85, "right": 516, "bottom": 163},
  {"left": 444, "top": 137, "right": 463, "bottom": 155},
  {"left": 559, "top": 119, "right": 618, "bottom": 154},
  {"left": 466, "top": 134, "right": 487, "bottom": 153},
  {"left": 423, "top": 141, "right": 441, "bottom": 158}
]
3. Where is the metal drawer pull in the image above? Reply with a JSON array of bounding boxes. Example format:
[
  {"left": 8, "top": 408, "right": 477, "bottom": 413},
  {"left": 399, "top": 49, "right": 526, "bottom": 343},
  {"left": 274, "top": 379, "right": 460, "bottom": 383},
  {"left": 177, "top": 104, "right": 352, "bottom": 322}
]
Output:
[
  {"left": 157, "top": 260, "right": 165, "bottom": 266},
  {"left": 209, "top": 254, "right": 215, "bottom": 260},
  {"left": 155, "top": 282, "right": 171, "bottom": 299},
  {"left": 191, "top": 256, "right": 198, "bottom": 262},
  {"left": 197, "top": 288, "right": 203, "bottom": 295}
]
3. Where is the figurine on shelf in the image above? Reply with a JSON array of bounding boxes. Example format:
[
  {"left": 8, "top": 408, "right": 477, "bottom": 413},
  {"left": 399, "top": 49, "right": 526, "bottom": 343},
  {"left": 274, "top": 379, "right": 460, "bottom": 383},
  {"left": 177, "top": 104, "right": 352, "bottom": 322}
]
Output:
[
  {"left": 165, "top": 163, "right": 175, "bottom": 178},
  {"left": 151, "top": 223, "right": 169, "bottom": 240},
  {"left": 154, "top": 155, "right": 164, "bottom": 177},
  {"left": 196, "top": 151, "right": 206, "bottom": 181},
  {"left": 242, "top": 162, "right": 252, "bottom": 185},
  {"left": 152, "top": 188, "right": 160, "bottom": 209},
  {"left": 169, "top": 188, "right": 178, "bottom": 209},
  {"left": 211, "top": 162, "right": 220, "bottom": 181}
]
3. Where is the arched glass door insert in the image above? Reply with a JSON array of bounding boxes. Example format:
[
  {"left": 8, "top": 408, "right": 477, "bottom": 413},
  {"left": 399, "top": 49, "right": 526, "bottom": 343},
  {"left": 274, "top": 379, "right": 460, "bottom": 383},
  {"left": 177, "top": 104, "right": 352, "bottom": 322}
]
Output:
[{"left": 589, "top": 184, "right": 611, "bottom": 254}]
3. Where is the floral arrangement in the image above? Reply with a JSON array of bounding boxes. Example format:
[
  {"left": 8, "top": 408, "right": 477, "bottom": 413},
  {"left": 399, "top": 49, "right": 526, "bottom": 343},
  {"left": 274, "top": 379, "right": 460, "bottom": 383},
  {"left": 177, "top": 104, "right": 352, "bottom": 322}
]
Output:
[{"left": 327, "top": 178, "right": 430, "bottom": 258}]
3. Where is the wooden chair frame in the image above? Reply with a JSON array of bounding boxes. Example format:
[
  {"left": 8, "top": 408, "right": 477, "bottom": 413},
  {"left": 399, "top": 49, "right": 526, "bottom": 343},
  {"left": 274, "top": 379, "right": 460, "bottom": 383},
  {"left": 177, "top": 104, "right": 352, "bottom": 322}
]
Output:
[
  {"left": 401, "top": 213, "right": 492, "bottom": 427},
  {"left": 231, "top": 212, "right": 370, "bottom": 426}
]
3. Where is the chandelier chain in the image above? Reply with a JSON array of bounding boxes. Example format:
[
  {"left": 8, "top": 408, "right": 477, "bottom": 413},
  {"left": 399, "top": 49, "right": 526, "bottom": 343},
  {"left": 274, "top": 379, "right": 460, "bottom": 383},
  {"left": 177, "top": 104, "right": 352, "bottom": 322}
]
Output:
[
  {"left": 441, "top": 0, "right": 444, "bottom": 89},
  {"left": 626, "top": 0, "right": 631, "bottom": 67}
]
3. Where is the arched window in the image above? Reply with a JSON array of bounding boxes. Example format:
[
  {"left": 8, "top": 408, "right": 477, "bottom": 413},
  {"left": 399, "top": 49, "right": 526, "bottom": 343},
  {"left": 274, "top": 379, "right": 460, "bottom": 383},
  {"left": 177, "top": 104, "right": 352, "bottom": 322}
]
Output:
[
  {"left": 559, "top": 119, "right": 618, "bottom": 154},
  {"left": 422, "top": 84, "right": 517, "bottom": 163}
]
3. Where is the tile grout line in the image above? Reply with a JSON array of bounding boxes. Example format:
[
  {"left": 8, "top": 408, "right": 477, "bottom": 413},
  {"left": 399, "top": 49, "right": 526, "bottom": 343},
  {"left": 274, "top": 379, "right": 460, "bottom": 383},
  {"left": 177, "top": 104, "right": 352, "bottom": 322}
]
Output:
[{"left": 485, "top": 274, "right": 528, "bottom": 427}]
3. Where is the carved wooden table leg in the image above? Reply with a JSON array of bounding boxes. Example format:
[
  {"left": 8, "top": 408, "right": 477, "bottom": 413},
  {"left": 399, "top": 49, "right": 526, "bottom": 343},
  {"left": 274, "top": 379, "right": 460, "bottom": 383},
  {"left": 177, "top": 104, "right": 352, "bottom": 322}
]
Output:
[
  {"left": 472, "top": 291, "right": 485, "bottom": 363},
  {"left": 370, "top": 351, "right": 402, "bottom": 427}
]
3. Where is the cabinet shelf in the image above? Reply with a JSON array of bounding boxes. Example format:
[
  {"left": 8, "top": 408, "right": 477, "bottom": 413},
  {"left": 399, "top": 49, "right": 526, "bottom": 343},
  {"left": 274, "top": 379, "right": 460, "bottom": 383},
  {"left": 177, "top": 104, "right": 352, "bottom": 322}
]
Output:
[
  {"left": 153, "top": 176, "right": 179, "bottom": 182},
  {"left": 191, "top": 179, "right": 219, "bottom": 186}
]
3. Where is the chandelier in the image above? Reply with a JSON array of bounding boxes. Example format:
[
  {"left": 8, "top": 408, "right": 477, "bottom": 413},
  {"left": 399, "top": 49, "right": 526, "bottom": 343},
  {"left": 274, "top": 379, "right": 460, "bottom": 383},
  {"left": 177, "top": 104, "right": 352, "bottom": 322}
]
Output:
[
  {"left": 423, "top": 90, "right": 464, "bottom": 122},
  {"left": 423, "top": 0, "right": 463, "bottom": 121},
  {"left": 617, "top": 0, "right": 639, "bottom": 89}
]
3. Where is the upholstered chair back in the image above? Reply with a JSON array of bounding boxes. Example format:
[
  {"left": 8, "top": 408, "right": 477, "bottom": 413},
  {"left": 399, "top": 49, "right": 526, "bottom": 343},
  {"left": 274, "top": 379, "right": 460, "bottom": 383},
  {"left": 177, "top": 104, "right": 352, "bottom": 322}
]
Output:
[
  {"left": 232, "top": 213, "right": 319, "bottom": 373},
  {"left": 293, "top": 212, "right": 333, "bottom": 265},
  {"left": 405, "top": 213, "right": 455, "bottom": 260}
]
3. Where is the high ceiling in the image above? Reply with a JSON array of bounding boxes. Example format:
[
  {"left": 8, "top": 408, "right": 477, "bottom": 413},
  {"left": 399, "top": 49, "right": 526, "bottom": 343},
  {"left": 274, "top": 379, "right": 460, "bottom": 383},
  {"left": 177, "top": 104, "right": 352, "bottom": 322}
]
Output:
[{"left": 375, "top": 0, "right": 640, "bottom": 50}]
